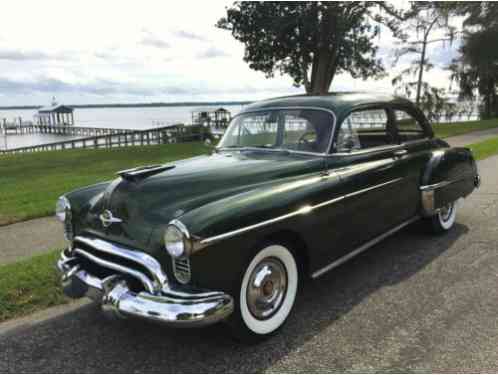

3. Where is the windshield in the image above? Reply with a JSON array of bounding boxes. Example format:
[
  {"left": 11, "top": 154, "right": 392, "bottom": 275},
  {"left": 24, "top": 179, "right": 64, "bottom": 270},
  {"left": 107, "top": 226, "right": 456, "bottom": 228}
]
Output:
[{"left": 218, "top": 109, "right": 334, "bottom": 154}]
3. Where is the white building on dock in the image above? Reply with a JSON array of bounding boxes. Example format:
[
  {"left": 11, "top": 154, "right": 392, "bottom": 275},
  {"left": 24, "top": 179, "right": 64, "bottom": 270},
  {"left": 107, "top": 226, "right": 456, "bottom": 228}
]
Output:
[{"left": 36, "top": 103, "right": 74, "bottom": 126}]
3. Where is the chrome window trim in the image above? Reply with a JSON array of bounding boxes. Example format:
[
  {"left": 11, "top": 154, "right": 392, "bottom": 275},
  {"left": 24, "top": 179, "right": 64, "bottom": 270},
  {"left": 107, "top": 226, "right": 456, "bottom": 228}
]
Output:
[
  {"left": 330, "top": 137, "right": 434, "bottom": 157},
  {"left": 399, "top": 137, "right": 432, "bottom": 147},
  {"left": 74, "top": 236, "right": 168, "bottom": 288},
  {"left": 311, "top": 216, "right": 419, "bottom": 278},
  {"left": 331, "top": 144, "right": 401, "bottom": 157},
  {"left": 199, "top": 177, "right": 403, "bottom": 246},
  {"left": 216, "top": 106, "right": 337, "bottom": 157}
]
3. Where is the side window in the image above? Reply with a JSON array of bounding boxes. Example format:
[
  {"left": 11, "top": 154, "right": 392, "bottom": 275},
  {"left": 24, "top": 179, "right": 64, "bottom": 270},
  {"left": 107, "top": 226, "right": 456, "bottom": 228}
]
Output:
[
  {"left": 394, "top": 109, "right": 426, "bottom": 142},
  {"left": 224, "top": 112, "right": 278, "bottom": 147},
  {"left": 282, "top": 114, "right": 314, "bottom": 145},
  {"left": 281, "top": 110, "right": 333, "bottom": 153},
  {"left": 336, "top": 109, "right": 395, "bottom": 152}
]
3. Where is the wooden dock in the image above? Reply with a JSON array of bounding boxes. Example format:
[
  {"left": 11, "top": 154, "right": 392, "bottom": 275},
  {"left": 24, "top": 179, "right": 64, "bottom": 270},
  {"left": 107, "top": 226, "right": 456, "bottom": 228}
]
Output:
[
  {"left": 0, "top": 124, "right": 207, "bottom": 155},
  {"left": 0, "top": 122, "right": 132, "bottom": 137}
]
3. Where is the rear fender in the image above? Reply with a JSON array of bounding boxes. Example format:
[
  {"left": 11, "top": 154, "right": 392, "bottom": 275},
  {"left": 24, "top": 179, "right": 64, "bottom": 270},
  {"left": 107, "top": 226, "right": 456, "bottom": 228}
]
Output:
[{"left": 420, "top": 147, "right": 479, "bottom": 216}]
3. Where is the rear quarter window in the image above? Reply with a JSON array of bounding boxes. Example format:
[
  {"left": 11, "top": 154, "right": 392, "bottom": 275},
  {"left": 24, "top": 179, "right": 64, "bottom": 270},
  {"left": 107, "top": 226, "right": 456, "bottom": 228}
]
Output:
[{"left": 394, "top": 109, "right": 426, "bottom": 142}]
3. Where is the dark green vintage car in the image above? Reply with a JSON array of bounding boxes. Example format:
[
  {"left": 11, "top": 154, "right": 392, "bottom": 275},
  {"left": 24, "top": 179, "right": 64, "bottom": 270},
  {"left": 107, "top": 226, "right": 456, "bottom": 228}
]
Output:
[{"left": 56, "top": 93, "right": 480, "bottom": 341}]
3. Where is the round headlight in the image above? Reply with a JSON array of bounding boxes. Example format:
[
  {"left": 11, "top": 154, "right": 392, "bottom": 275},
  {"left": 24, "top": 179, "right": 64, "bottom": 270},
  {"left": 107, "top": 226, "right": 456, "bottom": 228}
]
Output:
[
  {"left": 55, "top": 196, "right": 70, "bottom": 222},
  {"left": 164, "top": 224, "right": 186, "bottom": 258}
]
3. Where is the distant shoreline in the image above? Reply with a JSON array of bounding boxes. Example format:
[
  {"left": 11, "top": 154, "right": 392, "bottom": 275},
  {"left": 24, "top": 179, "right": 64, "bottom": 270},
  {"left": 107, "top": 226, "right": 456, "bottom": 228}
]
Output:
[{"left": 0, "top": 101, "right": 252, "bottom": 110}]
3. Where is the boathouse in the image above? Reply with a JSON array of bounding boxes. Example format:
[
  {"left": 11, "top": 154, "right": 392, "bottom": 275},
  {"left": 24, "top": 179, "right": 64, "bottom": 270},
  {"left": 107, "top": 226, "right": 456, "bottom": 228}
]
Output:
[
  {"left": 37, "top": 104, "right": 74, "bottom": 126},
  {"left": 191, "top": 107, "right": 231, "bottom": 130}
]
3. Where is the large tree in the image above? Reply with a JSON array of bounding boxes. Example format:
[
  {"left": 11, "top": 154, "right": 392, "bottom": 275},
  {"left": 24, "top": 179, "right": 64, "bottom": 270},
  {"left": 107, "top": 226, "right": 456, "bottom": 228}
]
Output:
[{"left": 217, "top": 2, "right": 405, "bottom": 95}]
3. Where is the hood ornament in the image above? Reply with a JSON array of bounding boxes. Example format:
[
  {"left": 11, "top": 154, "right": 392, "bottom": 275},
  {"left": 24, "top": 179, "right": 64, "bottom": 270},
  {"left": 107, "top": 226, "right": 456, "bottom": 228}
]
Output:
[{"left": 100, "top": 210, "right": 122, "bottom": 228}]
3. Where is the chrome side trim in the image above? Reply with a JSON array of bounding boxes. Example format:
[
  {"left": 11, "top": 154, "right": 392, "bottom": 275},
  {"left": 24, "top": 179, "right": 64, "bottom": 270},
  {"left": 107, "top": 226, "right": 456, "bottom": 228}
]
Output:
[
  {"left": 74, "top": 248, "right": 157, "bottom": 294},
  {"left": 199, "top": 177, "right": 403, "bottom": 246},
  {"left": 344, "top": 177, "right": 403, "bottom": 198},
  {"left": 74, "top": 236, "right": 168, "bottom": 288},
  {"left": 216, "top": 106, "right": 337, "bottom": 156},
  {"left": 312, "top": 216, "right": 419, "bottom": 279},
  {"left": 420, "top": 172, "right": 477, "bottom": 192},
  {"left": 420, "top": 180, "right": 455, "bottom": 191}
]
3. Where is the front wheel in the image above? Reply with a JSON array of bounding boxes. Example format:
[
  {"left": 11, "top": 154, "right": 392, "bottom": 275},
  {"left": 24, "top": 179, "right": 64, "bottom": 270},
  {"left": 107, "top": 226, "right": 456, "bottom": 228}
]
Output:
[
  {"left": 426, "top": 201, "right": 457, "bottom": 233},
  {"left": 227, "top": 243, "right": 299, "bottom": 343}
]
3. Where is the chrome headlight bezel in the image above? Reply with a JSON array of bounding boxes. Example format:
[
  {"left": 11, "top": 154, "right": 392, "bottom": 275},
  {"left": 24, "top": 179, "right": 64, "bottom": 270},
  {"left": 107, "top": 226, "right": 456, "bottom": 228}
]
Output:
[
  {"left": 55, "top": 196, "right": 71, "bottom": 223},
  {"left": 164, "top": 220, "right": 192, "bottom": 259},
  {"left": 56, "top": 196, "right": 73, "bottom": 241}
]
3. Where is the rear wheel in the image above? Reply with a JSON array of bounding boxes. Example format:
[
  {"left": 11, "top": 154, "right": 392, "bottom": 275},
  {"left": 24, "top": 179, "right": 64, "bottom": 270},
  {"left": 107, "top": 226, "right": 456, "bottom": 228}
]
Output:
[
  {"left": 426, "top": 201, "right": 457, "bottom": 233},
  {"left": 227, "top": 243, "right": 298, "bottom": 343}
]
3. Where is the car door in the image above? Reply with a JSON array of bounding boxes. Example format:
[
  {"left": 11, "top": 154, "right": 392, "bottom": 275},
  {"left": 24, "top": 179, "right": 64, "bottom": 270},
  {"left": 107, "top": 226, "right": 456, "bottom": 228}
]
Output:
[
  {"left": 322, "top": 106, "right": 415, "bottom": 260},
  {"left": 390, "top": 105, "right": 436, "bottom": 218}
]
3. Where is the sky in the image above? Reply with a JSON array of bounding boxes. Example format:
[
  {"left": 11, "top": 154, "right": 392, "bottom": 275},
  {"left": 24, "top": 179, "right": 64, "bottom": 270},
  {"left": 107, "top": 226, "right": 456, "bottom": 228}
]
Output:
[{"left": 0, "top": 0, "right": 461, "bottom": 106}]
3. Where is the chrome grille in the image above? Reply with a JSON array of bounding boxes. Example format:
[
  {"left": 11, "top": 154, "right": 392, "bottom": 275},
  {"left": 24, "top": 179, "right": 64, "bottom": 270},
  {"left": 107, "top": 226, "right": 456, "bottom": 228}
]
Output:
[
  {"left": 173, "top": 257, "right": 191, "bottom": 284},
  {"left": 71, "top": 236, "right": 168, "bottom": 294}
]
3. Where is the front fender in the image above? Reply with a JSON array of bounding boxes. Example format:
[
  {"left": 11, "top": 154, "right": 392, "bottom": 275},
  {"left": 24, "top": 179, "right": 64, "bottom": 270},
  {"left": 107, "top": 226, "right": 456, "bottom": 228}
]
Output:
[
  {"left": 179, "top": 171, "right": 343, "bottom": 292},
  {"left": 180, "top": 171, "right": 342, "bottom": 243}
]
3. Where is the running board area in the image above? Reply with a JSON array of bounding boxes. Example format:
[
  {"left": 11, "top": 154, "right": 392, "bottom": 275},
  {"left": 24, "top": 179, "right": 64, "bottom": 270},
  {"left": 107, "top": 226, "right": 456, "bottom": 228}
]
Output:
[{"left": 311, "top": 216, "right": 419, "bottom": 279}]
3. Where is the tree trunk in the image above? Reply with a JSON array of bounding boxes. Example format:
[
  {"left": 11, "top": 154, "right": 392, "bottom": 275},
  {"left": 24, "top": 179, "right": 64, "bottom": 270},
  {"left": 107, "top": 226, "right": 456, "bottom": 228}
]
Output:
[
  {"left": 416, "top": 37, "right": 427, "bottom": 106},
  {"left": 307, "top": 6, "right": 338, "bottom": 95},
  {"left": 310, "top": 50, "right": 333, "bottom": 95}
]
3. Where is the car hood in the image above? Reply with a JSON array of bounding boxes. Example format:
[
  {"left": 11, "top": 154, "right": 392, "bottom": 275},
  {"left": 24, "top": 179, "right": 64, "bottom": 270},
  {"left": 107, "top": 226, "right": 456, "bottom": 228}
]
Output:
[{"left": 80, "top": 150, "right": 323, "bottom": 252}]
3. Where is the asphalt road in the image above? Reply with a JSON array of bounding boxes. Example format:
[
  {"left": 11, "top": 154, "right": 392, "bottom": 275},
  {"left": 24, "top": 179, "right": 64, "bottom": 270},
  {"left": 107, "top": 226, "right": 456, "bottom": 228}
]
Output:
[{"left": 1, "top": 156, "right": 497, "bottom": 373}]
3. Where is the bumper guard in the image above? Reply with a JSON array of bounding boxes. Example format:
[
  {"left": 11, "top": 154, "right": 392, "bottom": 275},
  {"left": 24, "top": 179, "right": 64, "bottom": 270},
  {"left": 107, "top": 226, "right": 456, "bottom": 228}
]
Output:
[{"left": 56, "top": 245, "right": 233, "bottom": 327}]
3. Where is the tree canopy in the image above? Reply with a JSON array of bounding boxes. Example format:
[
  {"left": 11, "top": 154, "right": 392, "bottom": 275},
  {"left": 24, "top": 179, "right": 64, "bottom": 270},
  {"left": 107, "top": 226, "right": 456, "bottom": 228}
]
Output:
[
  {"left": 217, "top": 2, "right": 406, "bottom": 95},
  {"left": 449, "top": 2, "right": 498, "bottom": 118}
]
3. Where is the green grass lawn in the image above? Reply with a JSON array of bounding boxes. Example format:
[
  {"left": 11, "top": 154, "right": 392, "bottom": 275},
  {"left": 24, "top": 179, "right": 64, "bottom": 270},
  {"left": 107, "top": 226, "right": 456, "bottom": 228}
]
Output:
[
  {"left": 467, "top": 135, "right": 498, "bottom": 161},
  {"left": 0, "top": 142, "right": 210, "bottom": 226},
  {"left": 0, "top": 251, "right": 66, "bottom": 323},
  {"left": 433, "top": 118, "right": 498, "bottom": 138}
]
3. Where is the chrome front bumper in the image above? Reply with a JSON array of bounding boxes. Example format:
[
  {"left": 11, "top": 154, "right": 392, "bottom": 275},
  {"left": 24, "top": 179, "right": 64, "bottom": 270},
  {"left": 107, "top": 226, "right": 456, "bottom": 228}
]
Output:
[{"left": 56, "top": 240, "right": 234, "bottom": 327}]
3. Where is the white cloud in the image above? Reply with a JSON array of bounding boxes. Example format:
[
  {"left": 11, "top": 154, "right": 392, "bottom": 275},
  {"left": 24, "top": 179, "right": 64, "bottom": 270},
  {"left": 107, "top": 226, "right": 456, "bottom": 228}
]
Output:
[
  {"left": 173, "top": 30, "right": 208, "bottom": 42},
  {"left": 197, "top": 46, "right": 229, "bottom": 59},
  {"left": 139, "top": 29, "right": 170, "bottom": 49},
  {"left": 0, "top": 0, "right": 459, "bottom": 106}
]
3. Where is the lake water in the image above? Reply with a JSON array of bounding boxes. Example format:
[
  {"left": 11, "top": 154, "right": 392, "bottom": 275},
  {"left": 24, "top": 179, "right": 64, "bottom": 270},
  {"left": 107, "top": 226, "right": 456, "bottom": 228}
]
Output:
[{"left": 0, "top": 104, "right": 245, "bottom": 149}]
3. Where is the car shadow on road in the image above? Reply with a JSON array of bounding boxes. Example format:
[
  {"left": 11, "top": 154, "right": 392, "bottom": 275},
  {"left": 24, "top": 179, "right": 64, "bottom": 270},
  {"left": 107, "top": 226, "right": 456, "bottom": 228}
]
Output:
[{"left": 0, "top": 222, "right": 469, "bottom": 373}]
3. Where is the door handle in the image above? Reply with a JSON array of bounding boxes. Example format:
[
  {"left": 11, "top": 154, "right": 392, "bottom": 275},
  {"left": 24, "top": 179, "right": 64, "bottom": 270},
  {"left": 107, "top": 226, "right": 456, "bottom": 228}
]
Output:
[{"left": 393, "top": 149, "right": 407, "bottom": 158}]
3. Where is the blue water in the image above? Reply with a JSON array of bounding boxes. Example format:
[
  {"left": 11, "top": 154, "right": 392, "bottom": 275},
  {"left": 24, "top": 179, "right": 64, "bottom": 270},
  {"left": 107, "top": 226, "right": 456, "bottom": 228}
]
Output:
[{"left": 0, "top": 104, "right": 245, "bottom": 149}]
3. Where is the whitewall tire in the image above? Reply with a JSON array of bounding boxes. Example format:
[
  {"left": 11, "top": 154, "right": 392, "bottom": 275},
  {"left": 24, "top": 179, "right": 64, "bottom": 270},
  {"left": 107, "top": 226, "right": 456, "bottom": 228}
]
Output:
[
  {"left": 428, "top": 201, "right": 457, "bottom": 233},
  {"left": 229, "top": 243, "right": 299, "bottom": 341}
]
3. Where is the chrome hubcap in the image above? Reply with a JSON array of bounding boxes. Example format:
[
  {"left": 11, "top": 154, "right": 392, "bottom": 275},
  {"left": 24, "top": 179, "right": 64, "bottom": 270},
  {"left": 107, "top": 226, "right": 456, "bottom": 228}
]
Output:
[
  {"left": 246, "top": 257, "right": 287, "bottom": 320},
  {"left": 440, "top": 203, "right": 453, "bottom": 222}
]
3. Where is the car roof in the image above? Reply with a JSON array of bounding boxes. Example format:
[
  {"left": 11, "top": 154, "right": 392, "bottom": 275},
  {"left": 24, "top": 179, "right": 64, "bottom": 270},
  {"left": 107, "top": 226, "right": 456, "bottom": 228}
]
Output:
[{"left": 239, "top": 92, "right": 414, "bottom": 122}]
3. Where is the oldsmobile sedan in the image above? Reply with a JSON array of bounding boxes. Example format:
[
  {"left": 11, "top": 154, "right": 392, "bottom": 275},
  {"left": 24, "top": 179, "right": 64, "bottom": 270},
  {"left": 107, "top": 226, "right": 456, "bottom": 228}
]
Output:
[{"left": 56, "top": 93, "right": 480, "bottom": 341}]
